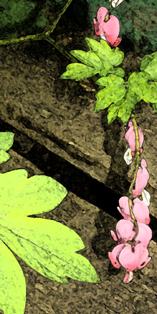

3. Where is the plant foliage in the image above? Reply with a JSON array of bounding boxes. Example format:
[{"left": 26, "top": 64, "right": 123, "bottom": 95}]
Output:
[
  {"left": 0, "top": 132, "right": 14, "bottom": 164},
  {"left": 0, "top": 0, "right": 36, "bottom": 30},
  {"left": 61, "top": 38, "right": 157, "bottom": 124},
  {"left": 0, "top": 132, "right": 99, "bottom": 314},
  {"left": 0, "top": 0, "right": 65, "bottom": 37},
  {"left": 87, "top": 0, "right": 157, "bottom": 53}
]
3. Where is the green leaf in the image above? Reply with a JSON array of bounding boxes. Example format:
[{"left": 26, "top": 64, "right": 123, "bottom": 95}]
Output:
[
  {"left": 61, "top": 63, "right": 98, "bottom": 80},
  {"left": 0, "top": 151, "right": 10, "bottom": 164},
  {"left": 118, "top": 92, "right": 139, "bottom": 123},
  {"left": 0, "top": 132, "right": 14, "bottom": 151},
  {"left": 86, "top": 38, "right": 112, "bottom": 62},
  {"left": 100, "top": 40, "right": 124, "bottom": 66},
  {"left": 0, "top": 168, "right": 99, "bottom": 295},
  {"left": 142, "top": 82, "right": 157, "bottom": 103},
  {"left": 61, "top": 38, "right": 125, "bottom": 83},
  {"left": 0, "top": 132, "right": 14, "bottom": 164},
  {"left": 111, "top": 47, "right": 124, "bottom": 66},
  {"left": 85, "top": 38, "right": 113, "bottom": 74},
  {"left": 107, "top": 102, "right": 120, "bottom": 124},
  {"left": 70, "top": 50, "right": 102, "bottom": 69},
  {"left": 0, "top": 240, "right": 26, "bottom": 314},
  {"left": 109, "top": 67, "right": 125, "bottom": 77},
  {"left": 141, "top": 56, "right": 157, "bottom": 80},
  {"left": 0, "top": 217, "right": 99, "bottom": 284},
  {"left": 95, "top": 75, "right": 126, "bottom": 111},
  {"left": 128, "top": 72, "right": 149, "bottom": 99},
  {"left": 96, "top": 74, "right": 124, "bottom": 87},
  {"left": 128, "top": 71, "right": 157, "bottom": 103},
  {"left": 0, "top": 169, "right": 67, "bottom": 218},
  {"left": 140, "top": 51, "right": 157, "bottom": 80}
]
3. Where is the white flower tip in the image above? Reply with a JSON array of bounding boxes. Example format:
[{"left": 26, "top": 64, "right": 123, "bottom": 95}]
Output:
[
  {"left": 111, "top": 0, "right": 125, "bottom": 7},
  {"left": 123, "top": 271, "right": 133, "bottom": 283},
  {"left": 124, "top": 148, "right": 132, "bottom": 165},
  {"left": 142, "top": 189, "right": 151, "bottom": 206},
  {"left": 100, "top": 35, "right": 107, "bottom": 41}
]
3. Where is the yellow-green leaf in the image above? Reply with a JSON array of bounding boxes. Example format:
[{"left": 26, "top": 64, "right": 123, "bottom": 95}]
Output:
[
  {"left": 118, "top": 92, "right": 139, "bottom": 123},
  {"left": 61, "top": 63, "right": 98, "bottom": 80},
  {"left": 107, "top": 102, "right": 120, "bottom": 124},
  {"left": 86, "top": 38, "right": 112, "bottom": 62},
  {"left": 0, "top": 240, "right": 26, "bottom": 314},
  {"left": 0, "top": 217, "right": 99, "bottom": 284},
  {"left": 0, "top": 132, "right": 14, "bottom": 165},
  {"left": 109, "top": 67, "right": 125, "bottom": 77},
  {"left": 71, "top": 50, "right": 102, "bottom": 69},
  {"left": 140, "top": 51, "right": 157, "bottom": 79},
  {"left": 96, "top": 74, "right": 124, "bottom": 87},
  {"left": 95, "top": 75, "right": 126, "bottom": 111},
  {"left": 0, "top": 169, "right": 67, "bottom": 218}
]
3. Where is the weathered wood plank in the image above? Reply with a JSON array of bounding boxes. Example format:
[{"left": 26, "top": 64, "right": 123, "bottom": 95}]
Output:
[{"left": 0, "top": 44, "right": 157, "bottom": 219}]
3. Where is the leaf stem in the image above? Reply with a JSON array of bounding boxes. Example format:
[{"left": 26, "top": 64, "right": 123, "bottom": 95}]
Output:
[
  {"left": 128, "top": 116, "right": 141, "bottom": 224},
  {"left": 128, "top": 116, "right": 141, "bottom": 196},
  {"left": 0, "top": 0, "right": 73, "bottom": 58}
]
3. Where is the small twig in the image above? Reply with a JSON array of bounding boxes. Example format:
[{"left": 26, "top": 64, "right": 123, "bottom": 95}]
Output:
[
  {"left": 127, "top": 116, "right": 141, "bottom": 228},
  {"left": 128, "top": 116, "right": 141, "bottom": 196},
  {"left": 44, "top": 0, "right": 73, "bottom": 37},
  {"left": 45, "top": 37, "right": 73, "bottom": 61},
  {"left": 0, "top": 0, "right": 73, "bottom": 59}
]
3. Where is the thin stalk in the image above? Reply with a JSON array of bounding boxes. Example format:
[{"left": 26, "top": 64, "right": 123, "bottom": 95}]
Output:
[
  {"left": 0, "top": 0, "right": 73, "bottom": 48},
  {"left": 127, "top": 116, "right": 141, "bottom": 226},
  {"left": 128, "top": 116, "right": 141, "bottom": 195},
  {"left": 44, "top": 0, "right": 73, "bottom": 37}
]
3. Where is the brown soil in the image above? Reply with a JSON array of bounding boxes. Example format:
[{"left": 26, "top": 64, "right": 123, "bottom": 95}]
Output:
[{"left": 0, "top": 33, "right": 157, "bottom": 313}]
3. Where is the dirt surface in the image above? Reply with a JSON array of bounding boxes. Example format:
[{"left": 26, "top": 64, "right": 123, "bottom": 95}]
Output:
[
  {"left": 0, "top": 42, "right": 111, "bottom": 183},
  {"left": 0, "top": 42, "right": 157, "bottom": 220},
  {"left": 0, "top": 35, "right": 157, "bottom": 313},
  {"left": 0, "top": 150, "right": 157, "bottom": 314}
]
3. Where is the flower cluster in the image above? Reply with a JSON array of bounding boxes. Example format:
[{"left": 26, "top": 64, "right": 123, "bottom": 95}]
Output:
[
  {"left": 93, "top": 7, "right": 121, "bottom": 47},
  {"left": 108, "top": 120, "right": 152, "bottom": 283}
]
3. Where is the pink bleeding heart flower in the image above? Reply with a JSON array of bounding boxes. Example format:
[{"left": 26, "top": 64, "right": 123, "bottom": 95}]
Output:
[
  {"left": 133, "top": 198, "right": 150, "bottom": 224},
  {"left": 93, "top": 7, "right": 121, "bottom": 47},
  {"left": 108, "top": 243, "right": 125, "bottom": 269},
  {"left": 111, "top": 219, "right": 152, "bottom": 247},
  {"left": 135, "top": 223, "right": 152, "bottom": 247},
  {"left": 108, "top": 242, "right": 151, "bottom": 283},
  {"left": 119, "top": 243, "right": 151, "bottom": 282},
  {"left": 111, "top": 219, "right": 136, "bottom": 242},
  {"left": 118, "top": 196, "right": 131, "bottom": 220},
  {"left": 118, "top": 196, "right": 150, "bottom": 224},
  {"left": 132, "top": 159, "right": 149, "bottom": 197},
  {"left": 125, "top": 121, "right": 144, "bottom": 154}
]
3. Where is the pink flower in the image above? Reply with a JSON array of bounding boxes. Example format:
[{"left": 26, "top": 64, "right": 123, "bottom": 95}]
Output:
[
  {"left": 111, "top": 219, "right": 152, "bottom": 247},
  {"left": 108, "top": 243, "right": 124, "bottom": 269},
  {"left": 118, "top": 196, "right": 131, "bottom": 220},
  {"left": 109, "top": 120, "right": 152, "bottom": 283},
  {"left": 135, "top": 223, "right": 152, "bottom": 247},
  {"left": 111, "top": 219, "right": 136, "bottom": 242},
  {"left": 125, "top": 121, "right": 144, "bottom": 154},
  {"left": 108, "top": 242, "right": 151, "bottom": 283},
  {"left": 133, "top": 198, "right": 150, "bottom": 224},
  {"left": 132, "top": 159, "right": 149, "bottom": 197},
  {"left": 119, "top": 243, "right": 151, "bottom": 275},
  {"left": 93, "top": 7, "right": 121, "bottom": 47},
  {"left": 118, "top": 196, "right": 150, "bottom": 224}
]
